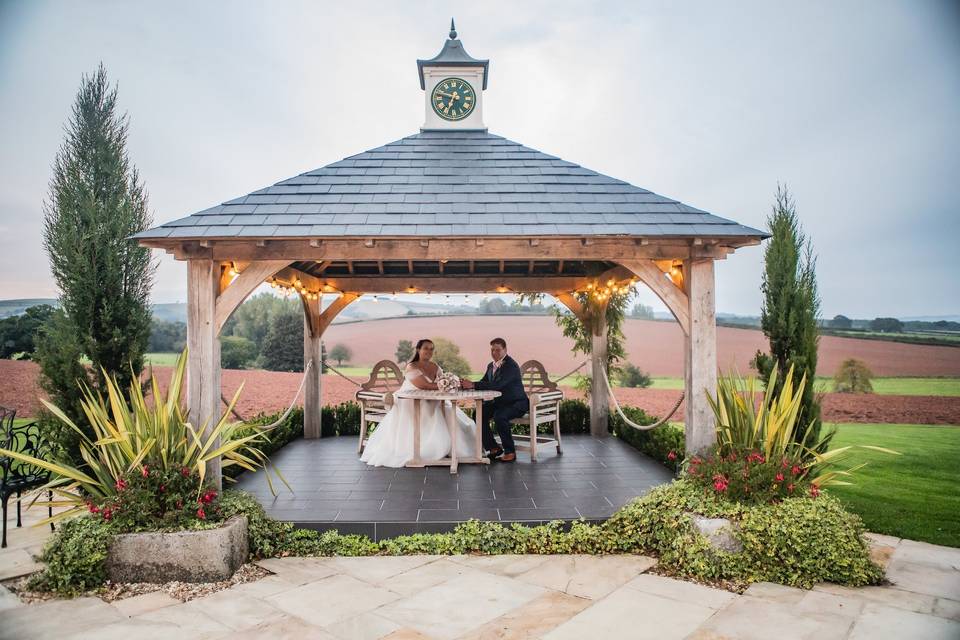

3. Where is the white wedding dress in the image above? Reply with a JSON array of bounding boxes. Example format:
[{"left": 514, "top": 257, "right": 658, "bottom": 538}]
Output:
[{"left": 360, "top": 365, "right": 478, "bottom": 468}]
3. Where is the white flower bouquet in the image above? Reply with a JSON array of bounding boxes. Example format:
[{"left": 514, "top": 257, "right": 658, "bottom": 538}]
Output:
[{"left": 435, "top": 371, "right": 462, "bottom": 392}]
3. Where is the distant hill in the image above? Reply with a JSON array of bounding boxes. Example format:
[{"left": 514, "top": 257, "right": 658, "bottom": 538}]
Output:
[{"left": 0, "top": 298, "right": 58, "bottom": 319}]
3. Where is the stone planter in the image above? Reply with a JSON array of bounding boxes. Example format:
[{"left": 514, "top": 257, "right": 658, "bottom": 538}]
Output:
[
  {"left": 690, "top": 515, "right": 743, "bottom": 553},
  {"left": 106, "top": 515, "right": 248, "bottom": 583}
]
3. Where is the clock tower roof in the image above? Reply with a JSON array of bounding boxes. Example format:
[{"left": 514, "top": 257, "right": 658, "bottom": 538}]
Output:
[{"left": 417, "top": 19, "right": 489, "bottom": 90}]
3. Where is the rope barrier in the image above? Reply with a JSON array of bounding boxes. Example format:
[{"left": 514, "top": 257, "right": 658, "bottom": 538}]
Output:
[
  {"left": 552, "top": 360, "right": 588, "bottom": 383},
  {"left": 324, "top": 362, "right": 364, "bottom": 387},
  {"left": 599, "top": 364, "right": 684, "bottom": 430},
  {"left": 223, "top": 359, "right": 315, "bottom": 428}
]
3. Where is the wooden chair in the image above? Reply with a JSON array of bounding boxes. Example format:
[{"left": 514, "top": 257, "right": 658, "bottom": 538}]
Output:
[
  {"left": 356, "top": 360, "right": 404, "bottom": 454},
  {"left": 510, "top": 360, "right": 564, "bottom": 461}
]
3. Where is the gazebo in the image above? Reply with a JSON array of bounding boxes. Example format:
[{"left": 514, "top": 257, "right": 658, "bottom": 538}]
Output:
[{"left": 135, "top": 23, "right": 767, "bottom": 489}]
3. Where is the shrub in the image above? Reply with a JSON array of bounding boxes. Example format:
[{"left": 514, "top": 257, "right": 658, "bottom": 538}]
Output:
[
  {"left": 221, "top": 335, "right": 258, "bottom": 369},
  {"left": 610, "top": 408, "right": 683, "bottom": 472},
  {"left": 27, "top": 515, "right": 113, "bottom": 595},
  {"left": 686, "top": 448, "right": 814, "bottom": 504},
  {"left": 618, "top": 363, "right": 652, "bottom": 388},
  {"left": 557, "top": 399, "right": 590, "bottom": 434},
  {"left": 0, "top": 350, "right": 274, "bottom": 522},
  {"left": 833, "top": 358, "right": 874, "bottom": 393}
]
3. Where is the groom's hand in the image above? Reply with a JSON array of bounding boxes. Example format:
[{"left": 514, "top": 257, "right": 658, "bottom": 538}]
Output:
[{"left": 461, "top": 379, "right": 474, "bottom": 390}]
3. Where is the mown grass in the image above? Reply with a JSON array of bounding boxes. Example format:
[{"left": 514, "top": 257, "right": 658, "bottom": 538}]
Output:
[{"left": 825, "top": 422, "right": 960, "bottom": 547}]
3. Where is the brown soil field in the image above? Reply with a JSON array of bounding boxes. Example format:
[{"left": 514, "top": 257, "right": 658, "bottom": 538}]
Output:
[
  {"left": 324, "top": 316, "right": 960, "bottom": 378},
  {"left": 4, "top": 358, "right": 960, "bottom": 425}
]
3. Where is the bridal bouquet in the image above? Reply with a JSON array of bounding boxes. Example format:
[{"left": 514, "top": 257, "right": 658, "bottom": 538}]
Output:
[{"left": 436, "top": 371, "right": 462, "bottom": 392}]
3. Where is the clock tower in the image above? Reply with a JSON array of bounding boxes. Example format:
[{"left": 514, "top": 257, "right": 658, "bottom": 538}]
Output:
[{"left": 418, "top": 20, "right": 489, "bottom": 131}]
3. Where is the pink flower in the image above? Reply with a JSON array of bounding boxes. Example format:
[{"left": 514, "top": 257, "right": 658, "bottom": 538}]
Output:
[
  {"left": 196, "top": 507, "right": 206, "bottom": 520},
  {"left": 115, "top": 478, "right": 127, "bottom": 491},
  {"left": 667, "top": 451, "right": 677, "bottom": 461},
  {"left": 181, "top": 466, "right": 191, "bottom": 477},
  {"left": 775, "top": 473, "right": 784, "bottom": 482},
  {"left": 141, "top": 465, "right": 149, "bottom": 478},
  {"left": 712, "top": 474, "right": 729, "bottom": 493},
  {"left": 791, "top": 465, "right": 801, "bottom": 476},
  {"left": 787, "top": 483, "right": 795, "bottom": 493},
  {"left": 810, "top": 484, "right": 820, "bottom": 498}
]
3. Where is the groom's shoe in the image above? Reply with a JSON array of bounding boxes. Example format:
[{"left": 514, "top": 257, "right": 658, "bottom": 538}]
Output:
[
  {"left": 498, "top": 452, "right": 517, "bottom": 463},
  {"left": 487, "top": 447, "right": 504, "bottom": 460}
]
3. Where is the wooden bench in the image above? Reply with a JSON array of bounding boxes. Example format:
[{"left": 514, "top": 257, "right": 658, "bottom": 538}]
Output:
[
  {"left": 1, "top": 406, "right": 55, "bottom": 548},
  {"left": 356, "top": 360, "right": 404, "bottom": 454},
  {"left": 510, "top": 360, "right": 564, "bottom": 462}
]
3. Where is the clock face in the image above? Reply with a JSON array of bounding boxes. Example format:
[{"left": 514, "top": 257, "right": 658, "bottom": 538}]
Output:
[{"left": 431, "top": 78, "right": 476, "bottom": 121}]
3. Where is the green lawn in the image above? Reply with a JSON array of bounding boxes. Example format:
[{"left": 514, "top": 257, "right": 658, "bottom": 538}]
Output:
[{"left": 825, "top": 422, "right": 960, "bottom": 547}]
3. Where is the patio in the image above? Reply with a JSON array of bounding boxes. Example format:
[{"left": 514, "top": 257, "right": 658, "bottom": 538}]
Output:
[{"left": 232, "top": 434, "right": 674, "bottom": 539}]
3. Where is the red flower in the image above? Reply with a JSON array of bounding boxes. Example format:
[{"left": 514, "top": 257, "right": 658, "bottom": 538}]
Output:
[
  {"left": 141, "top": 465, "right": 149, "bottom": 478},
  {"left": 159, "top": 484, "right": 165, "bottom": 492},
  {"left": 791, "top": 465, "right": 801, "bottom": 476},
  {"left": 810, "top": 484, "right": 820, "bottom": 498},
  {"left": 787, "top": 483, "right": 795, "bottom": 493},
  {"left": 176, "top": 500, "right": 183, "bottom": 509},
  {"left": 691, "top": 456, "right": 702, "bottom": 466},
  {"left": 775, "top": 473, "right": 784, "bottom": 482},
  {"left": 712, "top": 474, "right": 729, "bottom": 493},
  {"left": 197, "top": 507, "right": 206, "bottom": 520},
  {"left": 87, "top": 502, "right": 99, "bottom": 514},
  {"left": 781, "top": 458, "right": 789, "bottom": 469},
  {"left": 181, "top": 466, "right": 191, "bottom": 477},
  {"left": 667, "top": 451, "right": 677, "bottom": 461},
  {"left": 115, "top": 478, "right": 127, "bottom": 491},
  {"left": 102, "top": 507, "right": 113, "bottom": 521}
]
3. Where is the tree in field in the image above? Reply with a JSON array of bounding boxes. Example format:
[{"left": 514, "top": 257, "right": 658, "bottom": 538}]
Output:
[
  {"left": 830, "top": 314, "right": 852, "bottom": 329},
  {"left": 833, "top": 358, "right": 874, "bottom": 393},
  {"left": 223, "top": 292, "right": 297, "bottom": 348},
  {"left": 220, "top": 336, "right": 257, "bottom": 369},
  {"left": 870, "top": 317, "right": 903, "bottom": 333},
  {"left": 750, "top": 185, "right": 824, "bottom": 448},
  {"left": 395, "top": 339, "right": 414, "bottom": 363},
  {"left": 630, "top": 302, "right": 654, "bottom": 320},
  {"left": 431, "top": 338, "right": 472, "bottom": 377},
  {"left": 260, "top": 309, "right": 304, "bottom": 372},
  {"left": 38, "top": 64, "right": 155, "bottom": 460},
  {"left": 329, "top": 343, "right": 352, "bottom": 366},
  {"left": 147, "top": 318, "right": 186, "bottom": 353},
  {"left": 618, "top": 362, "right": 652, "bottom": 388},
  {"left": 0, "top": 305, "right": 55, "bottom": 359}
]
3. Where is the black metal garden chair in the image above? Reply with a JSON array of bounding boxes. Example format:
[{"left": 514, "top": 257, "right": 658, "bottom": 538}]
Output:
[{"left": 1, "top": 406, "right": 55, "bottom": 548}]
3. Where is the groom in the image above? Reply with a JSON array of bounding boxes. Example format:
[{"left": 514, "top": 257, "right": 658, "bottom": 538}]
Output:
[{"left": 461, "top": 338, "right": 529, "bottom": 463}]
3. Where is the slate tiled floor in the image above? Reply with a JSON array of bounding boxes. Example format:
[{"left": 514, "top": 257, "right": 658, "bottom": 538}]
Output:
[{"left": 233, "top": 434, "right": 674, "bottom": 539}]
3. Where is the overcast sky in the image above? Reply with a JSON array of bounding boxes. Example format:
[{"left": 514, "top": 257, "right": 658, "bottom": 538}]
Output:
[{"left": 1, "top": 0, "right": 958, "bottom": 318}]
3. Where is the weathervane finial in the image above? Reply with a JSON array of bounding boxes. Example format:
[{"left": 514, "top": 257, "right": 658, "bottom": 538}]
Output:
[{"left": 449, "top": 18, "right": 457, "bottom": 40}]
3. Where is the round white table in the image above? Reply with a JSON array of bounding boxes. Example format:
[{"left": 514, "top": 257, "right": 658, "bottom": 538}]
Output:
[{"left": 393, "top": 389, "right": 501, "bottom": 473}]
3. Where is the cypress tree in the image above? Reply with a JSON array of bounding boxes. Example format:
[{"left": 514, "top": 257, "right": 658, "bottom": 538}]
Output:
[
  {"left": 751, "top": 185, "right": 825, "bottom": 447},
  {"left": 39, "top": 64, "right": 154, "bottom": 434}
]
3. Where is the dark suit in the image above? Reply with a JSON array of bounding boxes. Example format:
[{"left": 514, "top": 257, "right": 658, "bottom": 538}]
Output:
[{"left": 474, "top": 355, "right": 529, "bottom": 454}]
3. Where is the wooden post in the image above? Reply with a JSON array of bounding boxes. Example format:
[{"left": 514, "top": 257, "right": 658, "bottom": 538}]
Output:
[
  {"left": 683, "top": 258, "right": 718, "bottom": 455},
  {"left": 187, "top": 259, "right": 223, "bottom": 490},
  {"left": 302, "top": 294, "right": 323, "bottom": 439},
  {"left": 589, "top": 303, "right": 609, "bottom": 437}
]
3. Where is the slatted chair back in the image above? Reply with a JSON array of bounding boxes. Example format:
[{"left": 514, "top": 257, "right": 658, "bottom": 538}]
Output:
[
  {"left": 511, "top": 361, "right": 564, "bottom": 461},
  {"left": 356, "top": 360, "right": 404, "bottom": 454}
]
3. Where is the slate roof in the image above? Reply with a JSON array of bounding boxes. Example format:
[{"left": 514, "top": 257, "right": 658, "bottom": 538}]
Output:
[{"left": 134, "top": 130, "right": 767, "bottom": 242}]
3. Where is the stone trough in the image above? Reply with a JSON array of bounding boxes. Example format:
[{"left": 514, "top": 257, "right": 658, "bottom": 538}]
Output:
[{"left": 105, "top": 515, "right": 248, "bottom": 583}]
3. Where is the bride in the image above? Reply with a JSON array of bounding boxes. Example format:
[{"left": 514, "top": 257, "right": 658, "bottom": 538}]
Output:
[{"left": 360, "top": 338, "right": 478, "bottom": 468}]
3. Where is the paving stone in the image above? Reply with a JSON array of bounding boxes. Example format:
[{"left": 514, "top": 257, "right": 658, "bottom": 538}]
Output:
[
  {"left": 2, "top": 596, "right": 124, "bottom": 639},
  {"left": 222, "top": 615, "right": 338, "bottom": 639},
  {"left": 891, "top": 538, "right": 960, "bottom": 569},
  {"left": 515, "top": 554, "right": 656, "bottom": 600},
  {"left": 885, "top": 559, "right": 960, "bottom": 600},
  {"left": 459, "top": 590, "right": 591, "bottom": 640},
  {"left": 255, "top": 556, "right": 340, "bottom": 585},
  {"left": 0, "top": 547, "right": 42, "bottom": 580},
  {"left": 448, "top": 553, "right": 552, "bottom": 578},
  {"left": 322, "top": 554, "right": 440, "bottom": 584},
  {"left": 323, "top": 612, "right": 402, "bottom": 640},
  {"left": 377, "top": 569, "right": 545, "bottom": 638},
  {"left": 381, "top": 629, "right": 435, "bottom": 640},
  {"left": 689, "top": 596, "right": 852, "bottom": 640},
  {"left": 228, "top": 574, "right": 300, "bottom": 598},
  {"left": 378, "top": 558, "right": 478, "bottom": 596},
  {"left": 849, "top": 602, "right": 960, "bottom": 640},
  {"left": 185, "top": 588, "right": 287, "bottom": 630},
  {"left": 742, "top": 581, "right": 807, "bottom": 604},
  {"left": 813, "top": 582, "right": 935, "bottom": 615},
  {"left": 933, "top": 597, "right": 960, "bottom": 622},
  {"left": 110, "top": 590, "right": 179, "bottom": 617},
  {"left": 796, "top": 589, "right": 865, "bottom": 619},
  {"left": 0, "top": 583, "right": 23, "bottom": 611},
  {"left": 136, "top": 603, "right": 232, "bottom": 636},
  {"left": 864, "top": 532, "right": 902, "bottom": 548},
  {"left": 625, "top": 573, "right": 736, "bottom": 610},
  {"left": 66, "top": 618, "right": 183, "bottom": 640},
  {"left": 265, "top": 573, "right": 402, "bottom": 627},
  {"left": 544, "top": 587, "right": 714, "bottom": 640}
]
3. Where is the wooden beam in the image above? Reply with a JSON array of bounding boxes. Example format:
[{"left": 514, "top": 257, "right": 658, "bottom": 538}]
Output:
[
  {"left": 156, "top": 237, "right": 738, "bottom": 262},
  {"left": 589, "top": 301, "right": 610, "bottom": 437},
  {"left": 553, "top": 292, "right": 587, "bottom": 323},
  {"left": 618, "top": 259, "right": 690, "bottom": 336},
  {"left": 301, "top": 294, "right": 322, "bottom": 439},
  {"left": 296, "top": 274, "right": 623, "bottom": 295},
  {"left": 317, "top": 293, "right": 359, "bottom": 336},
  {"left": 214, "top": 260, "right": 291, "bottom": 334},
  {"left": 187, "top": 260, "right": 222, "bottom": 490},
  {"left": 683, "top": 258, "right": 718, "bottom": 456}
]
